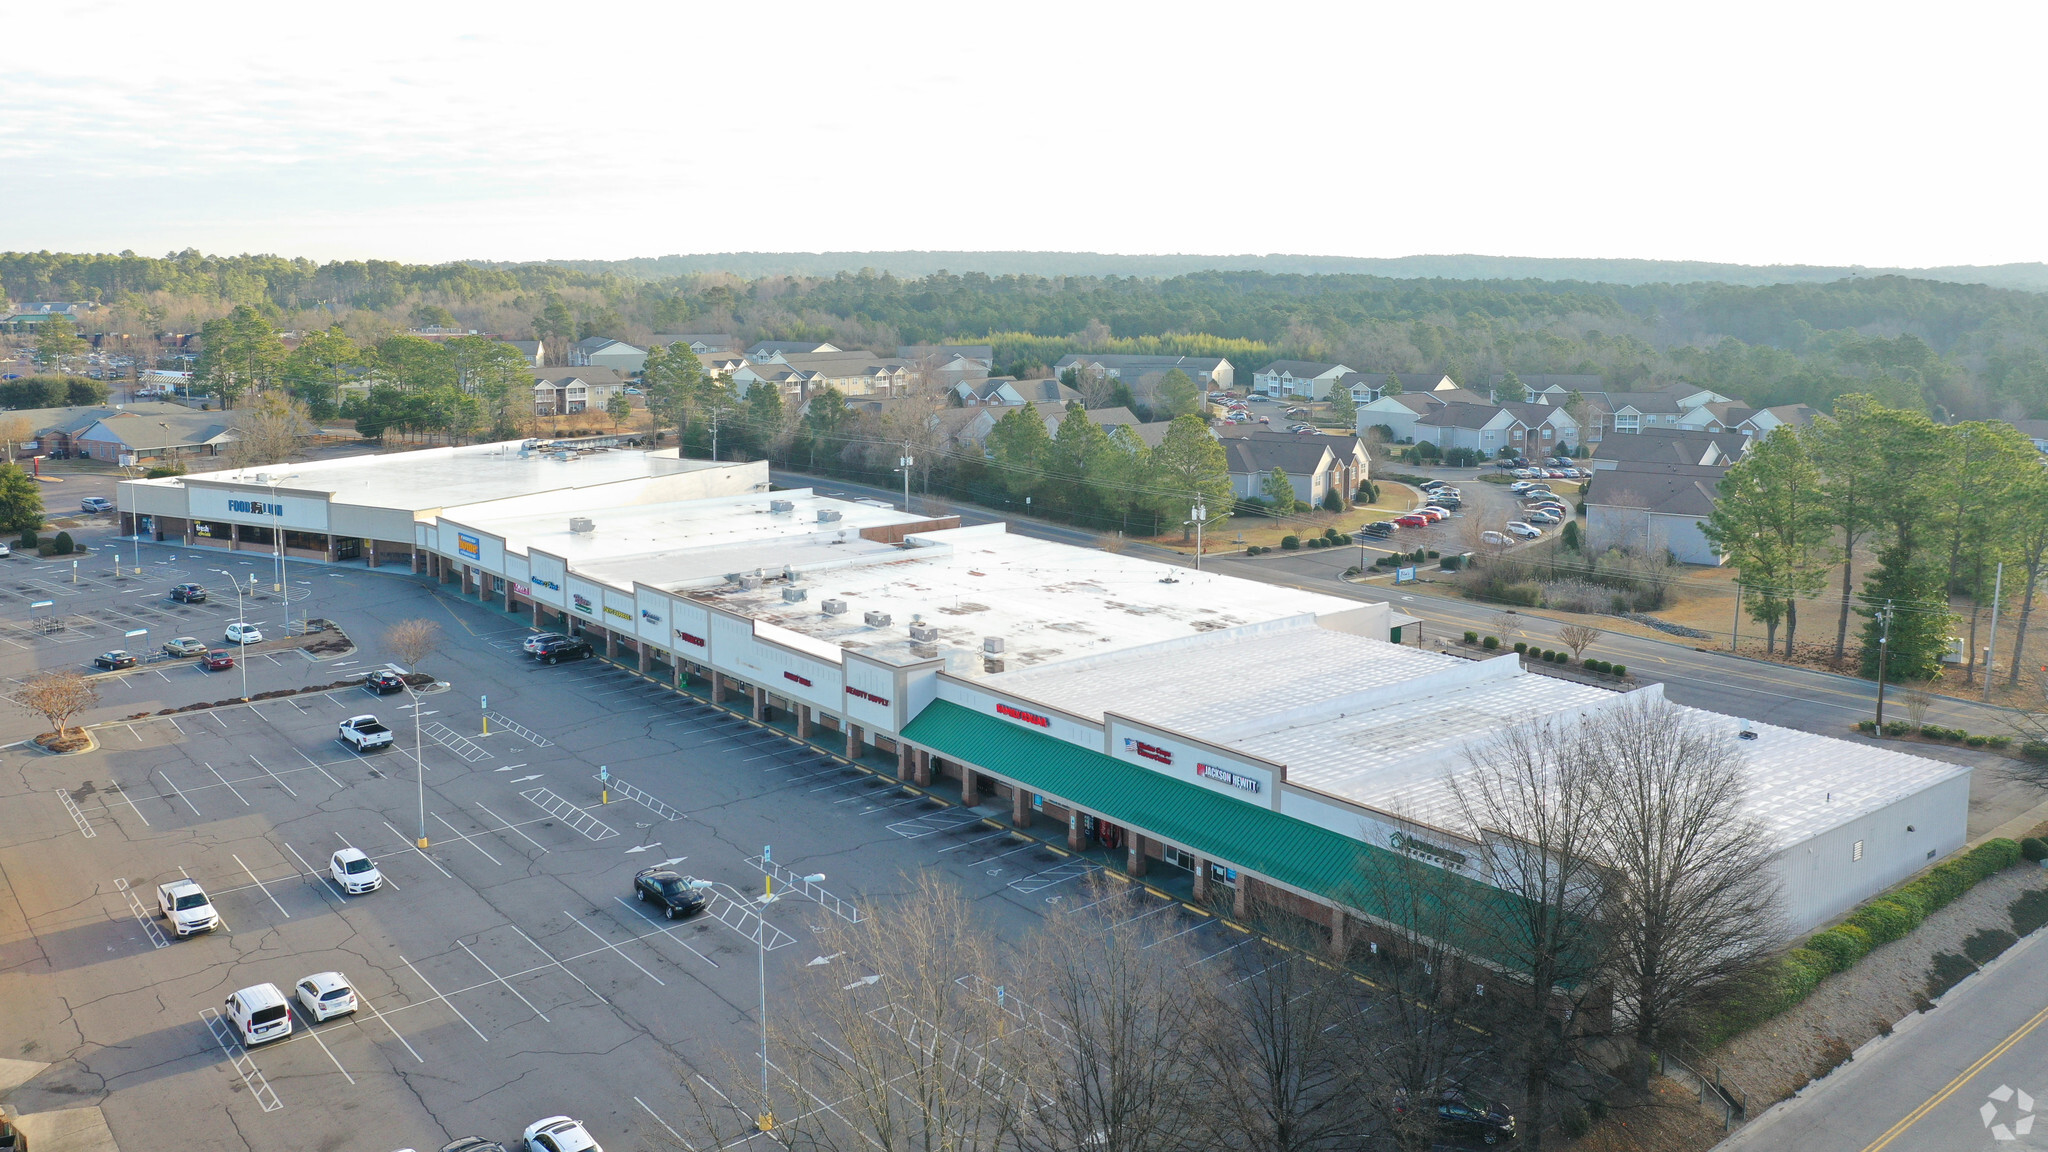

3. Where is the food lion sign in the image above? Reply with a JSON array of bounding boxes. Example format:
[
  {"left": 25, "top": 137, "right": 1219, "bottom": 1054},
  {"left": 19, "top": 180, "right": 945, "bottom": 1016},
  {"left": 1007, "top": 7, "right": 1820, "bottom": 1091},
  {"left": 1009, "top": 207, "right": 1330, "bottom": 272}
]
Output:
[{"left": 190, "top": 486, "right": 328, "bottom": 531}]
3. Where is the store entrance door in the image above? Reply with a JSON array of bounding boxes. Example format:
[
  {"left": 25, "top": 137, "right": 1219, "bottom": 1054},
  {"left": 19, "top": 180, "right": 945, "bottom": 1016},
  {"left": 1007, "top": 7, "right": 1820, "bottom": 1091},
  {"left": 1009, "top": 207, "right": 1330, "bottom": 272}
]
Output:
[{"left": 332, "top": 537, "right": 362, "bottom": 561}]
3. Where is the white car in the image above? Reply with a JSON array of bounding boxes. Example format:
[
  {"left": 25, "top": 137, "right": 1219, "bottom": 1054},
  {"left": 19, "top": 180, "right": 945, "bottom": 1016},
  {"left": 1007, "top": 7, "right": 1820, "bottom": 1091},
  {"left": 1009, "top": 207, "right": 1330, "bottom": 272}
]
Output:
[
  {"left": 1506, "top": 521, "right": 1543, "bottom": 539},
  {"left": 226, "top": 621, "right": 264, "bottom": 644},
  {"left": 1526, "top": 511, "right": 1561, "bottom": 525},
  {"left": 1481, "top": 530, "right": 1512, "bottom": 546},
  {"left": 525, "top": 1116, "right": 603, "bottom": 1152},
  {"left": 329, "top": 847, "right": 383, "bottom": 894},
  {"left": 294, "top": 971, "right": 358, "bottom": 1022}
]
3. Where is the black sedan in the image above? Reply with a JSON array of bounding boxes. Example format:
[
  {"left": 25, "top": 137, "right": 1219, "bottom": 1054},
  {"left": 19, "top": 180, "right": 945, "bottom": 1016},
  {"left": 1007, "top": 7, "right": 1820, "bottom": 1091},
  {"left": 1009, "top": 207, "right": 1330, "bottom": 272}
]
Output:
[
  {"left": 532, "top": 636, "right": 594, "bottom": 665},
  {"left": 364, "top": 670, "right": 407, "bottom": 695},
  {"left": 1437, "top": 1101, "right": 1516, "bottom": 1145},
  {"left": 92, "top": 650, "right": 138, "bottom": 670},
  {"left": 169, "top": 583, "right": 207, "bottom": 603},
  {"left": 633, "top": 867, "right": 709, "bottom": 920}
]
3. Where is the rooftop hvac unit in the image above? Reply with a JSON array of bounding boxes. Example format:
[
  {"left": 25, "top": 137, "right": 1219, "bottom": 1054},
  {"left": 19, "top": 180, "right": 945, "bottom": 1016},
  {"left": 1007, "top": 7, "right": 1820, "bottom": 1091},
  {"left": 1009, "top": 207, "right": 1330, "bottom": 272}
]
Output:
[
  {"left": 769, "top": 499, "right": 795, "bottom": 513},
  {"left": 817, "top": 509, "right": 842, "bottom": 523},
  {"left": 908, "top": 622, "right": 938, "bottom": 643},
  {"left": 740, "top": 576, "right": 763, "bottom": 591},
  {"left": 863, "top": 610, "right": 892, "bottom": 628},
  {"left": 821, "top": 599, "right": 848, "bottom": 616},
  {"left": 983, "top": 636, "right": 1005, "bottom": 655},
  {"left": 782, "top": 587, "right": 807, "bottom": 603},
  {"left": 569, "top": 517, "right": 595, "bottom": 534}
]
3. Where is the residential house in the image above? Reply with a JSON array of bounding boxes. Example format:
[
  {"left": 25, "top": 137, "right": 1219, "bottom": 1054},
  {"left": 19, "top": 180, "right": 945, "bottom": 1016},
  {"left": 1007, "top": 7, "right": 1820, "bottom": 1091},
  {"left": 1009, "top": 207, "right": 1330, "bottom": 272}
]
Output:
[
  {"left": 1341, "top": 372, "right": 1459, "bottom": 404},
  {"left": 1219, "top": 427, "right": 1370, "bottom": 498},
  {"left": 1223, "top": 434, "right": 1341, "bottom": 507},
  {"left": 1252, "top": 361, "right": 1353, "bottom": 399},
  {"left": 1588, "top": 427, "right": 1748, "bottom": 471},
  {"left": 2013, "top": 418, "right": 2048, "bottom": 453},
  {"left": 1585, "top": 462, "right": 1728, "bottom": 565},
  {"left": 73, "top": 412, "right": 236, "bottom": 464},
  {"left": 1050, "top": 354, "right": 1235, "bottom": 392},
  {"left": 502, "top": 339, "right": 544, "bottom": 367},
  {"left": 1500, "top": 402, "right": 1580, "bottom": 452},
  {"left": 952, "top": 377, "right": 1078, "bottom": 407},
  {"left": 1488, "top": 373, "right": 1604, "bottom": 402},
  {"left": 570, "top": 338, "right": 648, "bottom": 373},
  {"left": 650, "top": 333, "right": 738, "bottom": 354},
  {"left": 1354, "top": 387, "right": 1499, "bottom": 444},
  {"left": 899, "top": 345, "right": 995, "bottom": 386},
  {"left": 1033, "top": 402, "right": 1139, "bottom": 437},
  {"left": 3, "top": 401, "right": 194, "bottom": 457},
  {"left": 746, "top": 340, "right": 840, "bottom": 360},
  {"left": 1737, "top": 404, "right": 1820, "bottom": 439},
  {"left": 1413, "top": 404, "right": 1529, "bottom": 456},
  {"left": 533, "top": 368, "right": 628, "bottom": 416},
  {"left": 782, "top": 352, "right": 912, "bottom": 398}
]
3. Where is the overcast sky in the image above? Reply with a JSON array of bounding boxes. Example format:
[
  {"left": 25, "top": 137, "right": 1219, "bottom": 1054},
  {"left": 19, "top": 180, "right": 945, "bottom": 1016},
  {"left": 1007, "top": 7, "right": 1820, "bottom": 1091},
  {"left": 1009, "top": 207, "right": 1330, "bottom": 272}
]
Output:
[{"left": 2, "top": 0, "right": 2040, "bottom": 268}]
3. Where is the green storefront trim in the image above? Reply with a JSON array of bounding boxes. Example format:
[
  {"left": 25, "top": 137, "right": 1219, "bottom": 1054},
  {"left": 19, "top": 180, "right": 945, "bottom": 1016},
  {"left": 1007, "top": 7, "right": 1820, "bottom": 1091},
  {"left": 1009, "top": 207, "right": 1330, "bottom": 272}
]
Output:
[{"left": 902, "top": 699, "right": 1552, "bottom": 972}]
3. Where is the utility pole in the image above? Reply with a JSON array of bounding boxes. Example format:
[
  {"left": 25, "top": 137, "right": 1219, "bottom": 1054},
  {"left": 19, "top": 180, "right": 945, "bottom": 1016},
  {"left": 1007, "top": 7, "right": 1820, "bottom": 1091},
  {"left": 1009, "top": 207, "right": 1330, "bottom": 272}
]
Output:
[
  {"left": 1190, "top": 501, "right": 1207, "bottom": 572},
  {"left": 1873, "top": 600, "right": 1895, "bottom": 732},
  {"left": 897, "top": 447, "right": 913, "bottom": 513},
  {"left": 1983, "top": 561, "right": 2004, "bottom": 702},
  {"left": 1729, "top": 579, "right": 1741, "bottom": 652}
]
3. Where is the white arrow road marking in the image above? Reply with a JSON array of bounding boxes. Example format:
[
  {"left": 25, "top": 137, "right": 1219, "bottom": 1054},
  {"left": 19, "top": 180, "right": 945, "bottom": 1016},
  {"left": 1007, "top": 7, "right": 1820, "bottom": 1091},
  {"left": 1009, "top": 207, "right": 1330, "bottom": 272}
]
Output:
[
  {"left": 842, "top": 974, "right": 881, "bottom": 990},
  {"left": 659, "top": 856, "right": 687, "bottom": 866},
  {"left": 509, "top": 774, "right": 543, "bottom": 783},
  {"left": 624, "top": 843, "right": 662, "bottom": 854},
  {"left": 809, "top": 953, "right": 844, "bottom": 967},
  {"left": 495, "top": 764, "right": 529, "bottom": 772}
]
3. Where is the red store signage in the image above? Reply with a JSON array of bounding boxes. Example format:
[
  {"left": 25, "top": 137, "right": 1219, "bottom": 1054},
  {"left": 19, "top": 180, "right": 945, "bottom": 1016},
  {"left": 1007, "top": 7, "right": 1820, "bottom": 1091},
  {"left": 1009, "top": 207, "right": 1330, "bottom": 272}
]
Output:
[
  {"left": 846, "top": 686, "right": 891, "bottom": 706},
  {"left": 997, "top": 702, "right": 1050, "bottom": 728},
  {"left": 784, "top": 671, "right": 812, "bottom": 687},
  {"left": 674, "top": 630, "right": 705, "bottom": 647}
]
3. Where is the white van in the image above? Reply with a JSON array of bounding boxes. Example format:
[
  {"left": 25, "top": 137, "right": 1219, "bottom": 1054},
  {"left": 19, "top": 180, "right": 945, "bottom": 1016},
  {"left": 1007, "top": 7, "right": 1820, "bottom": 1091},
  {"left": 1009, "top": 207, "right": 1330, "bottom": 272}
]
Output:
[{"left": 225, "top": 983, "right": 293, "bottom": 1046}]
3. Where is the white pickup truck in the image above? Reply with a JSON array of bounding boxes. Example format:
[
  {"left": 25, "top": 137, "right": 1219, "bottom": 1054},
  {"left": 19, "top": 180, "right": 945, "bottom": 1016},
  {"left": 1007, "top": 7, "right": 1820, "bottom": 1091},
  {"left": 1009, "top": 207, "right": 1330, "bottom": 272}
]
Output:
[
  {"left": 156, "top": 879, "right": 220, "bottom": 937},
  {"left": 337, "top": 715, "right": 394, "bottom": 752}
]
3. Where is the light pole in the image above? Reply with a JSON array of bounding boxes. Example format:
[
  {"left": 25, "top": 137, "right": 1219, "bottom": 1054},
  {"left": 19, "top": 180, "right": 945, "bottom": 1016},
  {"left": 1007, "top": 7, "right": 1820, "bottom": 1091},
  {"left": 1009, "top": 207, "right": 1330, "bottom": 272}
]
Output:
[
  {"left": 257, "top": 473, "right": 298, "bottom": 635},
  {"left": 1872, "top": 600, "right": 1895, "bottom": 733},
  {"left": 405, "top": 687, "right": 427, "bottom": 848},
  {"left": 754, "top": 845, "right": 824, "bottom": 1134},
  {"left": 896, "top": 448, "right": 914, "bottom": 513},
  {"left": 211, "top": 569, "right": 250, "bottom": 702},
  {"left": 1189, "top": 501, "right": 1207, "bottom": 572}
]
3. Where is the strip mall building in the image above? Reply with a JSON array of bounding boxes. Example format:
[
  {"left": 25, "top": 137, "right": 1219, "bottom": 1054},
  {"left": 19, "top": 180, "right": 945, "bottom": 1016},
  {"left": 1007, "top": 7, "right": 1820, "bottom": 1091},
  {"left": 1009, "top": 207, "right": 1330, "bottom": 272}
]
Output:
[{"left": 120, "top": 439, "right": 1970, "bottom": 943}]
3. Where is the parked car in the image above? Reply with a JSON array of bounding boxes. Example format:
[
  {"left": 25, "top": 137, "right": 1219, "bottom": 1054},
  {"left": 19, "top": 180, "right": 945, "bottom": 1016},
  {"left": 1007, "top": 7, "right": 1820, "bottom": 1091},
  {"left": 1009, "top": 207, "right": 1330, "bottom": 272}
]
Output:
[
  {"left": 1506, "top": 521, "right": 1543, "bottom": 539},
  {"left": 1393, "top": 514, "right": 1430, "bottom": 528},
  {"left": 1417, "top": 507, "right": 1448, "bottom": 522},
  {"left": 294, "top": 971, "right": 358, "bottom": 1022},
  {"left": 328, "top": 848, "right": 383, "bottom": 894},
  {"left": 225, "top": 983, "right": 292, "bottom": 1047},
  {"left": 1526, "top": 510, "right": 1561, "bottom": 524},
  {"left": 92, "top": 650, "right": 138, "bottom": 670},
  {"left": 1285, "top": 406, "right": 1310, "bottom": 417},
  {"left": 438, "top": 1140, "right": 510, "bottom": 1152},
  {"left": 533, "top": 637, "right": 595, "bottom": 665},
  {"left": 363, "top": 669, "right": 407, "bottom": 695},
  {"left": 523, "top": 632, "right": 567, "bottom": 654},
  {"left": 156, "top": 879, "right": 219, "bottom": 936},
  {"left": 1360, "top": 521, "right": 1395, "bottom": 538},
  {"left": 338, "top": 715, "right": 395, "bottom": 752},
  {"left": 169, "top": 583, "right": 207, "bottom": 603},
  {"left": 1508, "top": 481, "right": 1537, "bottom": 494},
  {"left": 80, "top": 497, "right": 114, "bottom": 514},
  {"left": 162, "top": 636, "right": 208, "bottom": 658},
  {"left": 633, "top": 866, "right": 710, "bottom": 920},
  {"left": 1481, "top": 530, "right": 1512, "bottom": 546},
  {"left": 1436, "top": 1100, "right": 1516, "bottom": 1145},
  {"left": 524, "top": 1116, "right": 603, "bottom": 1152},
  {"left": 225, "top": 621, "right": 263, "bottom": 644},
  {"left": 202, "top": 649, "right": 235, "bottom": 671}
]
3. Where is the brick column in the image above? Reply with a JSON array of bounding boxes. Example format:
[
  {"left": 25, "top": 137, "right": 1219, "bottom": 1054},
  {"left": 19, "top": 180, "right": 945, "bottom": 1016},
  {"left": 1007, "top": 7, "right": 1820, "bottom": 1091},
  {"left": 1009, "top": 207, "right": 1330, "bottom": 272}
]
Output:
[
  {"left": 1192, "top": 857, "right": 1210, "bottom": 902},
  {"left": 712, "top": 674, "right": 725, "bottom": 704},
  {"left": 673, "top": 658, "right": 685, "bottom": 689},
  {"left": 962, "top": 770, "right": 981, "bottom": 806},
  {"left": 1125, "top": 833, "right": 1147, "bottom": 877},
  {"left": 1011, "top": 785, "right": 1032, "bottom": 829},
  {"left": 844, "top": 722, "right": 860, "bottom": 760},
  {"left": 504, "top": 580, "right": 515, "bottom": 613},
  {"left": 1327, "top": 905, "right": 1349, "bottom": 959},
  {"left": 1233, "top": 875, "right": 1251, "bottom": 919},
  {"left": 1067, "top": 809, "right": 1085, "bottom": 851},
  {"left": 604, "top": 629, "right": 617, "bottom": 658},
  {"left": 897, "top": 744, "right": 912, "bottom": 781},
  {"left": 797, "top": 705, "right": 811, "bottom": 739},
  {"left": 752, "top": 686, "right": 766, "bottom": 722},
  {"left": 368, "top": 542, "right": 379, "bottom": 569},
  {"left": 915, "top": 750, "right": 932, "bottom": 787},
  {"left": 638, "top": 645, "right": 652, "bottom": 674}
]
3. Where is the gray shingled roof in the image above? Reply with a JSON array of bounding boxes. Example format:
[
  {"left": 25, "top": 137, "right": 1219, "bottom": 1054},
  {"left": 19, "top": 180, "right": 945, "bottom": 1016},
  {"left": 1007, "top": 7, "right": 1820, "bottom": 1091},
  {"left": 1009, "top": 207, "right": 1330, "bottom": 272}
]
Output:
[
  {"left": 1590, "top": 462, "right": 1725, "bottom": 517},
  {"left": 1591, "top": 427, "right": 1747, "bottom": 466},
  {"left": 1224, "top": 435, "right": 1336, "bottom": 477}
]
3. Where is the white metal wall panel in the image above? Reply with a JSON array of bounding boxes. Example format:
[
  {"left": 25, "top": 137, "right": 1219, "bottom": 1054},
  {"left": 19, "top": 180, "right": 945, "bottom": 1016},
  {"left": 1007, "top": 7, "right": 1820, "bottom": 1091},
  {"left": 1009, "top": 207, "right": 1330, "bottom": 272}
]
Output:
[{"left": 526, "top": 552, "right": 567, "bottom": 608}]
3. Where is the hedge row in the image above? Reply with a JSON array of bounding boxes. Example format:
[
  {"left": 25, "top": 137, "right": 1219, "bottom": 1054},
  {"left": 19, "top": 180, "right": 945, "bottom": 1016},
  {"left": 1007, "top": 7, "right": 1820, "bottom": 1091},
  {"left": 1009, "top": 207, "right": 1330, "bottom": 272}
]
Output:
[
  {"left": 1710, "top": 838, "right": 2022, "bottom": 1042},
  {"left": 1856, "top": 719, "right": 2014, "bottom": 749}
]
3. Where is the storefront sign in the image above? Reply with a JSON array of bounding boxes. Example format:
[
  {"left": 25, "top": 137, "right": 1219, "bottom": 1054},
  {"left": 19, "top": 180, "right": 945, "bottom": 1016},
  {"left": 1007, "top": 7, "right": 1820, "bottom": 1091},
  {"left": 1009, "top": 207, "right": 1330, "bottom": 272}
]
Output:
[
  {"left": 457, "top": 532, "right": 480, "bottom": 559},
  {"left": 226, "top": 497, "right": 285, "bottom": 517},
  {"left": 603, "top": 605, "right": 631, "bottom": 621},
  {"left": 1196, "top": 763, "right": 1260, "bottom": 793},
  {"left": 996, "top": 702, "right": 1049, "bottom": 728},
  {"left": 1124, "top": 737, "right": 1172, "bottom": 765},
  {"left": 531, "top": 576, "right": 561, "bottom": 591},
  {"left": 1389, "top": 831, "right": 1467, "bottom": 869},
  {"left": 512, "top": 582, "right": 530, "bottom": 597},
  {"left": 674, "top": 629, "right": 705, "bottom": 647},
  {"left": 640, "top": 608, "right": 662, "bottom": 625},
  {"left": 784, "top": 671, "right": 812, "bottom": 688},
  {"left": 571, "top": 593, "right": 593, "bottom": 615},
  {"left": 194, "top": 521, "right": 214, "bottom": 538},
  {"left": 846, "top": 686, "right": 890, "bottom": 706}
]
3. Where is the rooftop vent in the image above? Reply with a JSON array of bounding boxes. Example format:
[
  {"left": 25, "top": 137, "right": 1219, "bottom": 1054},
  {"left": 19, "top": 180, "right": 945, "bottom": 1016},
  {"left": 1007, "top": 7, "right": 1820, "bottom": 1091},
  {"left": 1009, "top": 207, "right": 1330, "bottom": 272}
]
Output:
[
  {"left": 740, "top": 575, "right": 763, "bottom": 591},
  {"left": 983, "top": 636, "right": 1005, "bottom": 655},
  {"left": 769, "top": 499, "right": 795, "bottom": 513},
  {"left": 817, "top": 509, "right": 842, "bottom": 523},
  {"left": 1737, "top": 720, "right": 1758, "bottom": 741},
  {"left": 782, "top": 587, "right": 807, "bottom": 603},
  {"left": 909, "top": 622, "right": 939, "bottom": 643},
  {"left": 821, "top": 598, "right": 848, "bottom": 616},
  {"left": 569, "top": 516, "right": 595, "bottom": 534},
  {"left": 863, "top": 610, "right": 892, "bottom": 628}
]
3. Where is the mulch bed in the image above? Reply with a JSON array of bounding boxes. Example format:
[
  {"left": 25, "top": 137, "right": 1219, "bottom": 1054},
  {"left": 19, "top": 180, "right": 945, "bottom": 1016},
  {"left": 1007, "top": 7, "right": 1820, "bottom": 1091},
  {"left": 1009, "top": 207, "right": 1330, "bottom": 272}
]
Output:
[
  {"left": 33, "top": 731, "right": 91, "bottom": 753},
  {"left": 120, "top": 671, "right": 429, "bottom": 721}
]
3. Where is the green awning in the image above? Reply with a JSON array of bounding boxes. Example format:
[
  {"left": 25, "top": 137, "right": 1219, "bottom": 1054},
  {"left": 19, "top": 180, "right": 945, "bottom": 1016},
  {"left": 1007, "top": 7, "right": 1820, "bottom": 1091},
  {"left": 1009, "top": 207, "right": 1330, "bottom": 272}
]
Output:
[{"left": 902, "top": 699, "right": 1549, "bottom": 971}]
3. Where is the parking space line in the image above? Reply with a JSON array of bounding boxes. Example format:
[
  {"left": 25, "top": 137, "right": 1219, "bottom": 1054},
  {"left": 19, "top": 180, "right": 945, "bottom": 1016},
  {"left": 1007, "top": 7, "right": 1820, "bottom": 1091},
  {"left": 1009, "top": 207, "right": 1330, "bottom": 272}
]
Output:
[
  {"left": 209, "top": 712, "right": 229, "bottom": 730},
  {"left": 936, "top": 828, "right": 1013, "bottom": 854},
  {"left": 398, "top": 955, "right": 490, "bottom": 1041},
  {"left": 433, "top": 812, "right": 503, "bottom": 865},
  {"left": 354, "top": 989, "right": 424, "bottom": 1063},
  {"left": 284, "top": 842, "right": 349, "bottom": 902},
  {"left": 563, "top": 910, "right": 665, "bottom": 985},
  {"left": 474, "top": 802, "right": 549, "bottom": 854},
  {"left": 635, "top": 1097, "right": 691, "bottom": 1149},
  {"left": 966, "top": 840, "right": 1043, "bottom": 868},
  {"left": 329, "top": 834, "right": 401, "bottom": 891},
  {"left": 456, "top": 939, "right": 551, "bottom": 1023},
  {"left": 286, "top": 1003, "right": 357, "bottom": 1084},
  {"left": 508, "top": 923, "right": 611, "bottom": 1006},
  {"left": 294, "top": 748, "right": 346, "bottom": 790},
  {"left": 205, "top": 762, "right": 251, "bottom": 806},
  {"left": 249, "top": 756, "right": 298, "bottom": 798},
  {"left": 379, "top": 821, "right": 453, "bottom": 878},
  {"left": 613, "top": 896, "right": 721, "bottom": 968},
  {"left": 106, "top": 778, "right": 152, "bottom": 827},
  {"left": 232, "top": 853, "right": 292, "bottom": 918}
]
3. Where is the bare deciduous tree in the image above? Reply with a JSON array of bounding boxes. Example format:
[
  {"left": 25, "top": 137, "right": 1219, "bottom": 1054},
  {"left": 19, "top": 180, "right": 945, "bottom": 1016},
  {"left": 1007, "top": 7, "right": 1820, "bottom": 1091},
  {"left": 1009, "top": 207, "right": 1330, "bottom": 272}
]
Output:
[
  {"left": 226, "top": 390, "right": 316, "bottom": 468},
  {"left": 1581, "top": 696, "right": 1783, "bottom": 1056},
  {"left": 0, "top": 416, "right": 31, "bottom": 465},
  {"left": 14, "top": 670, "right": 98, "bottom": 741},
  {"left": 384, "top": 619, "right": 440, "bottom": 674},
  {"left": 1555, "top": 623, "right": 1602, "bottom": 661},
  {"left": 1489, "top": 610, "right": 1521, "bottom": 642},
  {"left": 1901, "top": 683, "right": 1934, "bottom": 730}
]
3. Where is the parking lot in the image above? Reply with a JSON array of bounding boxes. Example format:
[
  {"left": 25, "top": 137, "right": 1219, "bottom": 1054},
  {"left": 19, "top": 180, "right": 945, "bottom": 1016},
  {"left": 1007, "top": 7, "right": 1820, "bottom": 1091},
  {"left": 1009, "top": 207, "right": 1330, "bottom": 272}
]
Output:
[{"left": 0, "top": 530, "right": 1518, "bottom": 1151}]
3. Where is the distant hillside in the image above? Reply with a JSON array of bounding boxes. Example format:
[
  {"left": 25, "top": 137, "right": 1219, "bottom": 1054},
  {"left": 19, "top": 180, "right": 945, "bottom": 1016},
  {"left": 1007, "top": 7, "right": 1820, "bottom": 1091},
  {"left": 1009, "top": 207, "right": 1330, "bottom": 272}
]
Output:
[{"left": 505, "top": 251, "right": 2048, "bottom": 292}]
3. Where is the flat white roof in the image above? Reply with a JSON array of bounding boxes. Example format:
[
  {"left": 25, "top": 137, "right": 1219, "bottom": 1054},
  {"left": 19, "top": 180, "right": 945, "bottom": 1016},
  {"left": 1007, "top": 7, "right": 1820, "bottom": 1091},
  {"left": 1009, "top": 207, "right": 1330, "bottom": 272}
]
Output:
[
  {"left": 690, "top": 524, "right": 1367, "bottom": 677},
  {"left": 151, "top": 441, "right": 709, "bottom": 513},
  {"left": 446, "top": 489, "right": 928, "bottom": 570}
]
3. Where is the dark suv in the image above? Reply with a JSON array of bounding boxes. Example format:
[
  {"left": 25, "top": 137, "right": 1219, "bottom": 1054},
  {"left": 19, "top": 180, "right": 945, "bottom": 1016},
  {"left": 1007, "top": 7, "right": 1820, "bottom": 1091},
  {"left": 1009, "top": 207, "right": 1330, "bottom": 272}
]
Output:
[
  {"left": 170, "top": 583, "right": 207, "bottom": 603},
  {"left": 633, "top": 867, "right": 709, "bottom": 920},
  {"left": 532, "top": 636, "right": 595, "bottom": 665},
  {"left": 1360, "top": 521, "right": 1395, "bottom": 538}
]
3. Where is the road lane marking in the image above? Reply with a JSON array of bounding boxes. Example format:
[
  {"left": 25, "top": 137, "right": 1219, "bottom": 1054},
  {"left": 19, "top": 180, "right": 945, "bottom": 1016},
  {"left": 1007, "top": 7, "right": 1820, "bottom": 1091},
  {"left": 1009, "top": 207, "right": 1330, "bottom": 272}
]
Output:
[{"left": 1861, "top": 1000, "right": 2048, "bottom": 1151}]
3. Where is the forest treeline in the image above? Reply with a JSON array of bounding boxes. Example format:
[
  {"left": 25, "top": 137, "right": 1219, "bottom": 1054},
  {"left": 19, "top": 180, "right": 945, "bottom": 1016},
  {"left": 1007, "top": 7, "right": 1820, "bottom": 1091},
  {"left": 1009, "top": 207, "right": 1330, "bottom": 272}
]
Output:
[{"left": 9, "top": 249, "right": 2048, "bottom": 420}]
